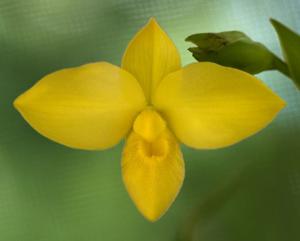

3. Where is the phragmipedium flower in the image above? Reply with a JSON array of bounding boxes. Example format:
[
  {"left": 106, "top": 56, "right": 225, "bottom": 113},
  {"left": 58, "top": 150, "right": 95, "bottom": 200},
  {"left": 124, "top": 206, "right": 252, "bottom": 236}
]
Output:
[{"left": 14, "top": 18, "right": 285, "bottom": 221}]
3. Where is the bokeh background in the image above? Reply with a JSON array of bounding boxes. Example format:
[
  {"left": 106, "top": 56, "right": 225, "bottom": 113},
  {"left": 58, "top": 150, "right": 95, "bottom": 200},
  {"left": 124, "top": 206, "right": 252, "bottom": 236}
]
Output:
[{"left": 0, "top": 0, "right": 300, "bottom": 240}]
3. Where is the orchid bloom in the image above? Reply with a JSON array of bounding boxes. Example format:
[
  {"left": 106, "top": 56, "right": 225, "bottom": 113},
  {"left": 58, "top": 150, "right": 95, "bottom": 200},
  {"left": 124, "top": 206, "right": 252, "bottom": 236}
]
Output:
[{"left": 14, "top": 18, "right": 285, "bottom": 221}]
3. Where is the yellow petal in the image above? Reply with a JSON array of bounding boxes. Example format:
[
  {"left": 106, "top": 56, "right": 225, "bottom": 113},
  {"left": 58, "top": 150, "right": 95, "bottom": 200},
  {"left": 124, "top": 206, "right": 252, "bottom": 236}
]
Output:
[
  {"left": 133, "top": 108, "right": 166, "bottom": 142},
  {"left": 122, "top": 18, "right": 181, "bottom": 102},
  {"left": 14, "top": 62, "right": 146, "bottom": 150},
  {"left": 153, "top": 62, "right": 285, "bottom": 149},
  {"left": 122, "top": 129, "right": 184, "bottom": 221}
]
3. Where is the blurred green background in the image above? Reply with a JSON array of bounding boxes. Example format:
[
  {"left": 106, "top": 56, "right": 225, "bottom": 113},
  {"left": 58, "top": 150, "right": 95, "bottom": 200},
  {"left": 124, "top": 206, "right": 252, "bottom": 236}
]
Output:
[{"left": 0, "top": 0, "right": 299, "bottom": 240}]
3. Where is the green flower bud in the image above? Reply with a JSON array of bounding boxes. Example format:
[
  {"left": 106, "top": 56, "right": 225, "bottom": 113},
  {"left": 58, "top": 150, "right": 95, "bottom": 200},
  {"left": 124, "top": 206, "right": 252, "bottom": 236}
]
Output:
[{"left": 186, "top": 31, "right": 277, "bottom": 75}]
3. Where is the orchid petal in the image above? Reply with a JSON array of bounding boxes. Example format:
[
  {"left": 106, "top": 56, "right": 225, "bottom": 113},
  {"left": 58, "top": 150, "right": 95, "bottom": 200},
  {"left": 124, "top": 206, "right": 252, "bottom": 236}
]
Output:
[
  {"left": 14, "top": 62, "right": 146, "bottom": 150},
  {"left": 153, "top": 62, "right": 285, "bottom": 149},
  {"left": 122, "top": 18, "right": 181, "bottom": 102}
]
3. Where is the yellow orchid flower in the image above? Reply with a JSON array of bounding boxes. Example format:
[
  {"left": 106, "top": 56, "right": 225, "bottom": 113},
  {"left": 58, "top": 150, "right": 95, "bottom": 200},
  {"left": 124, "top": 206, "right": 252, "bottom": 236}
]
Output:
[{"left": 13, "top": 18, "right": 285, "bottom": 222}]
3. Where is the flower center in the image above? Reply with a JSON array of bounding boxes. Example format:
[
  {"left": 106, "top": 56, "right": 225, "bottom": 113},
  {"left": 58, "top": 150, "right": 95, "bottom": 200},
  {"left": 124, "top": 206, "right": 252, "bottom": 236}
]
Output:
[
  {"left": 133, "top": 108, "right": 166, "bottom": 142},
  {"left": 141, "top": 137, "right": 168, "bottom": 158}
]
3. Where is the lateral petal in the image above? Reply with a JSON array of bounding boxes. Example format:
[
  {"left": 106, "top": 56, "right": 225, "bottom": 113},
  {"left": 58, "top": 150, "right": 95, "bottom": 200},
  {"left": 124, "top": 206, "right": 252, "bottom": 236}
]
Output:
[
  {"left": 122, "top": 129, "right": 184, "bottom": 221},
  {"left": 14, "top": 62, "right": 146, "bottom": 150},
  {"left": 122, "top": 18, "right": 181, "bottom": 102},
  {"left": 153, "top": 62, "right": 285, "bottom": 149}
]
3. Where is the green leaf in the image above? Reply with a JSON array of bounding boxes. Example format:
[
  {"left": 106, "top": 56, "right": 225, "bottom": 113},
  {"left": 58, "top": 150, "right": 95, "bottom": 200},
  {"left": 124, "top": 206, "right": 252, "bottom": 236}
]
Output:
[{"left": 271, "top": 18, "right": 300, "bottom": 89}]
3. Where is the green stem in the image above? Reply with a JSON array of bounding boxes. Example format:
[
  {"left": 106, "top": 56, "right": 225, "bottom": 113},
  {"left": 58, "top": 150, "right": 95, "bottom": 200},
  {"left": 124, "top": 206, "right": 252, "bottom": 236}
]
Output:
[{"left": 272, "top": 55, "right": 291, "bottom": 78}]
